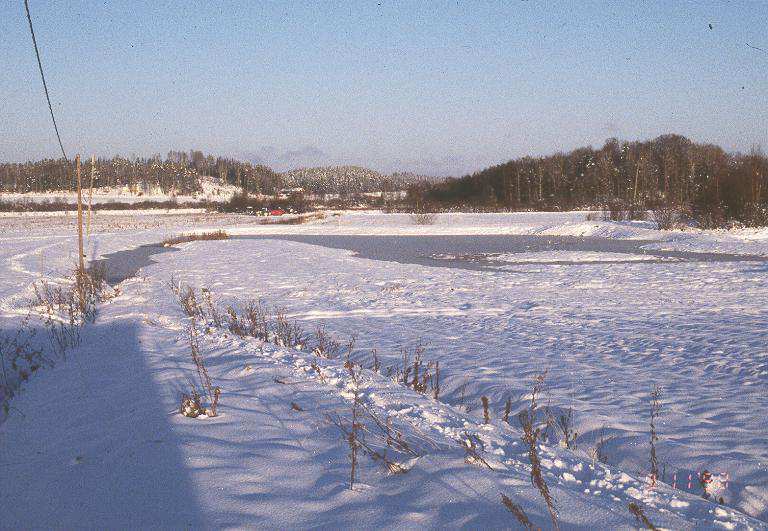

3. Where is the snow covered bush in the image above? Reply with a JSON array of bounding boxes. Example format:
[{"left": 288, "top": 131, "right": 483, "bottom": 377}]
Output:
[
  {"left": 410, "top": 212, "right": 437, "bottom": 225},
  {"left": 652, "top": 204, "right": 682, "bottom": 230}
]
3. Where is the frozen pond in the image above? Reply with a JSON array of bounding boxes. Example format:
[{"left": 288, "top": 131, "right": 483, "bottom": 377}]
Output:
[
  {"left": 96, "top": 234, "right": 768, "bottom": 285},
  {"left": 237, "top": 234, "right": 768, "bottom": 270}
]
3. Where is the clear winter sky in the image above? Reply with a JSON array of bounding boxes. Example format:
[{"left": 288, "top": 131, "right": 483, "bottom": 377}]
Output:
[{"left": 2, "top": 1, "right": 767, "bottom": 176}]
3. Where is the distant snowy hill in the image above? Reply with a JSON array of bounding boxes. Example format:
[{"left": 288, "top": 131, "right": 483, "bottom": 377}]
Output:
[{"left": 281, "top": 165, "right": 438, "bottom": 195}]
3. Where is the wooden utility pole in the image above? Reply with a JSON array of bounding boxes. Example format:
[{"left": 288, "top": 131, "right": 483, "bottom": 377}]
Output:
[
  {"left": 87, "top": 155, "right": 95, "bottom": 236},
  {"left": 75, "top": 154, "right": 85, "bottom": 274}
]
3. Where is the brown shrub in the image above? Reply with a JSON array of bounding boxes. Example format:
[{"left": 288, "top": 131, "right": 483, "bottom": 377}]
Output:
[{"left": 162, "top": 230, "right": 228, "bottom": 246}]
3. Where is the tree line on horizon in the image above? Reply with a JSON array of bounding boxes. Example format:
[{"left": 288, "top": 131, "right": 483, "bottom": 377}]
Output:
[
  {"left": 3, "top": 136, "right": 767, "bottom": 226},
  {"left": 412, "top": 134, "right": 767, "bottom": 227},
  {"left": 0, "top": 150, "right": 420, "bottom": 198}
]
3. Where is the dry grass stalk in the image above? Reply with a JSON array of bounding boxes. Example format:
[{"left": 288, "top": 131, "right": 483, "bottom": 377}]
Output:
[
  {"left": 327, "top": 406, "right": 414, "bottom": 482},
  {"left": 503, "top": 396, "right": 512, "bottom": 423},
  {"left": 10, "top": 265, "right": 113, "bottom": 415},
  {"left": 500, "top": 494, "right": 535, "bottom": 530},
  {"left": 432, "top": 360, "right": 440, "bottom": 399},
  {"left": 519, "top": 371, "right": 558, "bottom": 531},
  {"left": 310, "top": 360, "right": 326, "bottom": 383},
  {"left": 201, "top": 288, "right": 222, "bottom": 327},
  {"left": 360, "top": 403, "right": 420, "bottom": 458},
  {"left": 482, "top": 396, "right": 490, "bottom": 424},
  {"left": 327, "top": 373, "right": 420, "bottom": 486},
  {"left": 370, "top": 349, "right": 381, "bottom": 373},
  {"left": 347, "top": 364, "right": 362, "bottom": 489},
  {"left": 343, "top": 335, "right": 357, "bottom": 370},
  {"left": 460, "top": 432, "right": 494, "bottom": 470},
  {"left": 590, "top": 426, "right": 612, "bottom": 467},
  {"left": 628, "top": 501, "right": 658, "bottom": 530},
  {"left": 649, "top": 384, "right": 662, "bottom": 480},
  {"left": 457, "top": 381, "right": 470, "bottom": 412}
]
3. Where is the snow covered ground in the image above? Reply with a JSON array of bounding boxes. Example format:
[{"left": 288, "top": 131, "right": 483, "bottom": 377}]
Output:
[{"left": 1, "top": 210, "right": 767, "bottom": 529}]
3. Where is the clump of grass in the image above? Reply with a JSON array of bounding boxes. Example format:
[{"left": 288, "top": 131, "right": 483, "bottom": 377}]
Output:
[
  {"left": 180, "top": 319, "right": 220, "bottom": 418},
  {"left": 256, "top": 212, "right": 325, "bottom": 225},
  {"left": 162, "top": 230, "right": 228, "bottom": 246},
  {"left": 556, "top": 407, "right": 578, "bottom": 450},
  {"left": 226, "top": 305, "right": 246, "bottom": 337},
  {"left": 0, "top": 315, "right": 50, "bottom": 416},
  {"left": 628, "top": 501, "right": 658, "bottom": 530},
  {"left": 313, "top": 325, "right": 342, "bottom": 359},
  {"left": 388, "top": 343, "right": 440, "bottom": 398},
  {"left": 500, "top": 494, "right": 535, "bottom": 530},
  {"left": 33, "top": 264, "right": 116, "bottom": 357},
  {"left": 179, "top": 286, "right": 204, "bottom": 318},
  {"left": 34, "top": 279, "right": 82, "bottom": 356},
  {"left": 274, "top": 308, "right": 306, "bottom": 348}
]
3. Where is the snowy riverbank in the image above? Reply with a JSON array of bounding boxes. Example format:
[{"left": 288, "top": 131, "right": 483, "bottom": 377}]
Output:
[{"left": 1, "top": 210, "right": 766, "bottom": 529}]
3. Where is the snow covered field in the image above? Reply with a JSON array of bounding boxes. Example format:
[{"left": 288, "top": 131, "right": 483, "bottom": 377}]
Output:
[
  {"left": 0, "top": 177, "right": 241, "bottom": 205},
  {"left": 1, "top": 210, "right": 767, "bottom": 529}
]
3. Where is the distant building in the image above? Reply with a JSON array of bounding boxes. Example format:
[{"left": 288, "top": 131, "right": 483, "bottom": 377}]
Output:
[{"left": 277, "top": 187, "right": 304, "bottom": 199}]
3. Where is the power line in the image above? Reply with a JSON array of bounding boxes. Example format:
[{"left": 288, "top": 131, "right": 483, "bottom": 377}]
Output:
[{"left": 24, "top": 0, "right": 68, "bottom": 161}]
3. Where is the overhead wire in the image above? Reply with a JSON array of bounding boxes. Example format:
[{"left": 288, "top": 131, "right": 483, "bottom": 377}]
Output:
[{"left": 23, "top": 0, "right": 68, "bottom": 161}]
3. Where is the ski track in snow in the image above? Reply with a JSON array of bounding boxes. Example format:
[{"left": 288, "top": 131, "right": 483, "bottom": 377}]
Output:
[{"left": 1, "top": 210, "right": 767, "bottom": 529}]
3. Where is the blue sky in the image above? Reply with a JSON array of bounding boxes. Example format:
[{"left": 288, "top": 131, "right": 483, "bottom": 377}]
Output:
[{"left": 2, "top": 1, "right": 767, "bottom": 175}]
